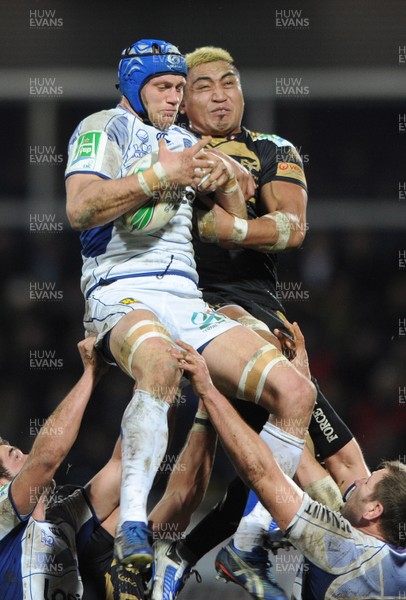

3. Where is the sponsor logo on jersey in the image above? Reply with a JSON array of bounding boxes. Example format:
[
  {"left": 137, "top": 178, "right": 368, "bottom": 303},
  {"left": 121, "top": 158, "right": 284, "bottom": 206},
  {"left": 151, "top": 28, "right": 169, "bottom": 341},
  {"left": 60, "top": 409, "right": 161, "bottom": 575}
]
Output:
[
  {"left": 191, "top": 309, "right": 228, "bottom": 331},
  {"left": 257, "top": 134, "right": 294, "bottom": 148},
  {"left": 70, "top": 130, "right": 108, "bottom": 171},
  {"left": 312, "top": 407, "right": 339, "bottom": 443},
  {"left": 304, "top": 501, "right": 351, "bottom": 534},
  {"left": 0, "top": 483, "right": 9, "bottom": 497},
  {"left": 156, "top": 131, "right": 169, "bottom": 141},
  {"left": 276, "top": 162, "right": 307, "bottom": 185},
  {"left": 136, "top": 129, "right": 149, "bottom": 143},
  {"left": 41, "top": 529, "right": 55, "bottom": 548},
  {"left": 119, "top": 297, "right": 140, "bottom": 305},
  {"left": 49, "top": 525, "right": 69, "bottom": 544},
  {"left": 73, "top": 132, "right": 102, "bottom": 161}
]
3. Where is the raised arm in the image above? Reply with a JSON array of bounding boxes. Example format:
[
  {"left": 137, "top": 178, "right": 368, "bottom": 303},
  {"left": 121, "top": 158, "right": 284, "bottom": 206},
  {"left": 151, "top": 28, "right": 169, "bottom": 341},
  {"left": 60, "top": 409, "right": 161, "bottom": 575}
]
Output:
[
  {"left": 10, "top": 338, "right": 107, "bottom": 516},
  {"left": 170, "top": 341, "right": 304, "bottom": 533},
  {"left": 85, "top": 437, "right": 122, "bottom": 523},
  {"left": 148, "top": 399, "right": 218, "bottom": 534},
  {"left": 324, "top": 438, "right": 370, "bottom": 496},
  {"left": 274, "top": 318, "right": 371, "bottom": 498}
]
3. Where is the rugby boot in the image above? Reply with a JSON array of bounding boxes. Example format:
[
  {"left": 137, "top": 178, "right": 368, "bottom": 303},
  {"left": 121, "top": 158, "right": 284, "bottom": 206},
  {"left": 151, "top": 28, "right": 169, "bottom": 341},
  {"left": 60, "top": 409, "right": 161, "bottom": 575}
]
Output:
[
  {"left": 115, "top": 521, "right": 153, "bottom": 571},
  {"left": 215, "top": 539, "right": 288, "bottom": 600},
  {"left": 107, "top": 558, "right": 146, "bottom": 600},
  {"left": 151, "top": 539, "right": 201, "bottom": 600}
]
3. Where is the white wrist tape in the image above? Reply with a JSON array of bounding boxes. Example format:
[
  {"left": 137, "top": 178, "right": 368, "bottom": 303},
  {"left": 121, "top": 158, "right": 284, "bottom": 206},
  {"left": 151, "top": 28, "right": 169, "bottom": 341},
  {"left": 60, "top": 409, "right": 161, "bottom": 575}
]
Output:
[
  {"left": 303, "top": 475, "right": 344, "bottom": 511},
  {"left": 192, "top": 409, "right": 214, "bottom": 432},
  {"left": 263, "top": 212, "right": 291, "bottom": 251},
  {"left": 137, "top": 171, "right": 153, "bottom": 197},
  {"left": 152, "top": 161, "right": 169, "bottom": 187},
  {"left": 219, "top": 176, "right": 239, "bottom": 195},
  {"left": 230, "top": 216, "right": 248, "bottom": 242}
]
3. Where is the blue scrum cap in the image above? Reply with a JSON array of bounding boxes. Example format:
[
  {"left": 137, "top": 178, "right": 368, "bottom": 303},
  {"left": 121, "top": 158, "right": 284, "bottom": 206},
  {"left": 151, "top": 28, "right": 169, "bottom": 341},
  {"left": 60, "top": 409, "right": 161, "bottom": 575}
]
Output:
[{"left": 117, "top": 39, "right": 187, "bottom": 117}]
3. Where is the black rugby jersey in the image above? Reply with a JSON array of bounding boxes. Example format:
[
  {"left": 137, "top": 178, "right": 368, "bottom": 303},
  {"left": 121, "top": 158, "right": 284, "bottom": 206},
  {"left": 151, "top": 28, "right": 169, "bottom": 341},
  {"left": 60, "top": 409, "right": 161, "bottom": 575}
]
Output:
[{"left": 193, "top": 128, "right": 307, "bottom": 312}]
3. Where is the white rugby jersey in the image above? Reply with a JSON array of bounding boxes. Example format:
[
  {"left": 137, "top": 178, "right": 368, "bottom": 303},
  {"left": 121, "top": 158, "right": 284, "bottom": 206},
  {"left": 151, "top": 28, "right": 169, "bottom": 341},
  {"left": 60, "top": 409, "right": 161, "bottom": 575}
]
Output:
[
  {"left": 0, "top": 483, "right": 98, "bottom": 599},
  {"left": 65, "top": 107, "right": 199, "bottom": 299},
  {"left": 287, "top": 494, "right": 406, "bottom": 599}
]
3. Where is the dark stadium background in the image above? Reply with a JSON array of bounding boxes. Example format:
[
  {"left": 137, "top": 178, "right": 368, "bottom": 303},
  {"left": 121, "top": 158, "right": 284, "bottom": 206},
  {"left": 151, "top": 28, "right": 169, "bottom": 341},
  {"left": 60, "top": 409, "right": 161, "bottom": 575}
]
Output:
[{"left": 0, "top": 1, "right": 405, "bottom": 597}]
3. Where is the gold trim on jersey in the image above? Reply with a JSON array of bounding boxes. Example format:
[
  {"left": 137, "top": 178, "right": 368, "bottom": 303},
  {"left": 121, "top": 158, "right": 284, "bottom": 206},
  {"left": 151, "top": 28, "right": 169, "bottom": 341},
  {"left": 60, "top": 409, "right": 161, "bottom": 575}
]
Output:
[
  {"left": 209, "top": 138, "right": 261, "bottom": 181},
  {"left": 276, "top": 162, "right": 307, "bottom": 185}
]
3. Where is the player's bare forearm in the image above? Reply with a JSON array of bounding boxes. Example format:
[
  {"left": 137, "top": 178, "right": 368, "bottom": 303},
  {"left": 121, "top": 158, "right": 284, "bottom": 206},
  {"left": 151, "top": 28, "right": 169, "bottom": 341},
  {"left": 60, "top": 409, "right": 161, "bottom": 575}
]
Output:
[
  {"left": 208, "top": 149, "right": 256, "bottom": 200},
  {"left": 214, "top": 184, "right": 247, "bottom": 219},
  {"left": 324, "top": 438, "right": 370, "bottom": 494},
  {"left": 170, "top": 341, "right": 303, "bottom": 532},
  {"left": 85, "top": 437, "right": 122, "bottom": 522},
  {"left": 197, "top": 204, "right": 306, "bottom": 252},
  {"left": 246, "top": 180, "right": 308, "bottom": 251},
  {"left": 149, "top": 425, "right": 217, "bottom": 533},
  {"left": 34, "top": 368, "right": 97, "bottom": 464},
  {"left": 66, "top": 173, "right": 157, "bottom": 230},
  {"left": 11, "top": 339, "right": 105, "bottom": 514},
  {"left": 295, "top": 444, "right": 343, "bottom": 510},
  {"left": 194, "top": 374, "right": 302, "bottom": 532}
]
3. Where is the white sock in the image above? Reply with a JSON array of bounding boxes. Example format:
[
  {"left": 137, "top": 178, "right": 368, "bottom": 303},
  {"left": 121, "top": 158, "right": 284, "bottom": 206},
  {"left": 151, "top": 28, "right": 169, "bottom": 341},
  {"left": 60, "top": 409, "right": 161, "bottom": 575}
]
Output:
[
  {"left": 260, "top": 421, "right": 305, "bottom": 479},
  {"left": 233, "top": 423, "right": 304, "bottom": 552},
  {"left": 119, "top": 389, "right": 169, "bottom": 526},
  {"left": 233, "top": 489, "right": 274, "bottom": 552}
]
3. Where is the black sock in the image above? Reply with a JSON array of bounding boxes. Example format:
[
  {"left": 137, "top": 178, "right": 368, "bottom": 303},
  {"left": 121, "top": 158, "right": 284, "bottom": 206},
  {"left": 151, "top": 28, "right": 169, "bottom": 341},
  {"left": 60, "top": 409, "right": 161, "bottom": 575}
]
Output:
[{"left": 182, "top": 476, "right": 249, "bottom": 562}]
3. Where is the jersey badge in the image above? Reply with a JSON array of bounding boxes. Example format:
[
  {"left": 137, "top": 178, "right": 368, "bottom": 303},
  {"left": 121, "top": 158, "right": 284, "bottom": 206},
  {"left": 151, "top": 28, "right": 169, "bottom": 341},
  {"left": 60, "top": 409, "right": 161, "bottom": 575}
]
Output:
[{"left": 69, "top": 130, "right": 108, "bottom": 172}]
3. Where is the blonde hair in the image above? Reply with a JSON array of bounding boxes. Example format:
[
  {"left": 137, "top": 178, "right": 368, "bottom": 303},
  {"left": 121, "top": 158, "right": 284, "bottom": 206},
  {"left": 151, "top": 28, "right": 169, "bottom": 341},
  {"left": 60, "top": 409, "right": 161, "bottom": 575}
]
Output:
[{"left": 185, "top": 46, "right": 235, "bottom": 70}]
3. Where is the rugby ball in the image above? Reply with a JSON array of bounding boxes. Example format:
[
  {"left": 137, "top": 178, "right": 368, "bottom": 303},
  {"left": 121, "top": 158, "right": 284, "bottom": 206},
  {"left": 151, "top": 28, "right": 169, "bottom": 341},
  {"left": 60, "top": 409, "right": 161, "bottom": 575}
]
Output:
[{"left": 121, "top": 152, "right": 184, "bottom": 234}]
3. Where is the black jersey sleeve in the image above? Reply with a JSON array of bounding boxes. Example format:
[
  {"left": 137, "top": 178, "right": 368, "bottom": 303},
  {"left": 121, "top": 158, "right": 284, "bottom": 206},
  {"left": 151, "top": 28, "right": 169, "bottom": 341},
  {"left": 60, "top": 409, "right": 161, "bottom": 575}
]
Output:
[{"left": 251, "top": 131, "right": 308, "bottom": 192}]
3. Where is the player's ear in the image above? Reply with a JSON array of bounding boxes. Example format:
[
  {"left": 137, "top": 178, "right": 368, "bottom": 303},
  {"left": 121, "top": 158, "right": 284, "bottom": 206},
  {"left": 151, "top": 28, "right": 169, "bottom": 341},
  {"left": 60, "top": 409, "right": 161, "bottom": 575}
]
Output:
[
  {"left": 179, "top": 99, "right": 187, "bottom": 115},
  {"left": 363, "top": 501, "right": 383, "bottom": 521}
]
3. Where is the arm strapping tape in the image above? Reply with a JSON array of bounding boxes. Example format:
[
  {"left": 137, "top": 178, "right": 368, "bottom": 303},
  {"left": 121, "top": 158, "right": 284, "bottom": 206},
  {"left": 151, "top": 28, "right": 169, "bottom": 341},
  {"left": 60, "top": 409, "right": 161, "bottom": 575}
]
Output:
[
  {"left": 302, "top": 475, "right": 343, "bottom": 511},
  {"left": 230, "top": 216, "right": 248, "bottom": 242},
  {"left": 219, "top": 176, "right": 239, "bottom": 195},
  {"left": 191, "top": 409, "right": 214, "bottom": 432},
  {"left": 262, "top": 212, "right": 291, "bottom": 251},
  {"left": 137, "top": 172, "right": 153, "bottom": 197},
  {"left": 138, "top": 162, "right": 169, "bottom": 198},
  {"left": 152, "top": 161, "right": 169, "bottom": 187}
]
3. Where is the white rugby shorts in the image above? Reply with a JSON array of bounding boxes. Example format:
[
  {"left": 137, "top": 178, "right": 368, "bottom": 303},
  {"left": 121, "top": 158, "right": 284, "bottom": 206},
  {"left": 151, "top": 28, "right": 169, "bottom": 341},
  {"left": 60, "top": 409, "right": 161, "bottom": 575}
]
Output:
[{"left": 84, "top": 274, "right": 239, "bottom": 352}]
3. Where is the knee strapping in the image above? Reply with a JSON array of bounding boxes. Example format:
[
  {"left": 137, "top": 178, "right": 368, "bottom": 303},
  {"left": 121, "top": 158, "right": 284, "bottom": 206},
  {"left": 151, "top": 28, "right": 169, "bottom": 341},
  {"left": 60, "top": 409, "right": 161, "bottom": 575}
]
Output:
[
  {"left": 237, "top": 343, "right": 287, "bottom": 403},
  {"left": 236, "top": 315, "right": 271, "bottom": 334},
  {"left": 119, "top": 319, "right": 174, "bottom": 378}
]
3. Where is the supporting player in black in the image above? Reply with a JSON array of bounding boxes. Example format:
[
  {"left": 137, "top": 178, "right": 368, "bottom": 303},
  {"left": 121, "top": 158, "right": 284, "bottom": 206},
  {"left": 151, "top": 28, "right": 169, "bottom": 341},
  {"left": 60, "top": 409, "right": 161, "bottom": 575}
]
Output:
[{"left": 149, "top": 46, "right": 369, "bottom": 597}]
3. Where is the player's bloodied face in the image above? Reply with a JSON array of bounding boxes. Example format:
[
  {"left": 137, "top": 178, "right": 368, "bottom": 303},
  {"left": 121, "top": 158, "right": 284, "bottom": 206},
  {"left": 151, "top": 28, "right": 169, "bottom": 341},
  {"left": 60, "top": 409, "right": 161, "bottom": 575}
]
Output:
[
  {"left": 183, "top": 61, "right": 244, "bottom": 136},
  {"left": 141, "top": 74, "right": 186, "bottom": 131}
]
